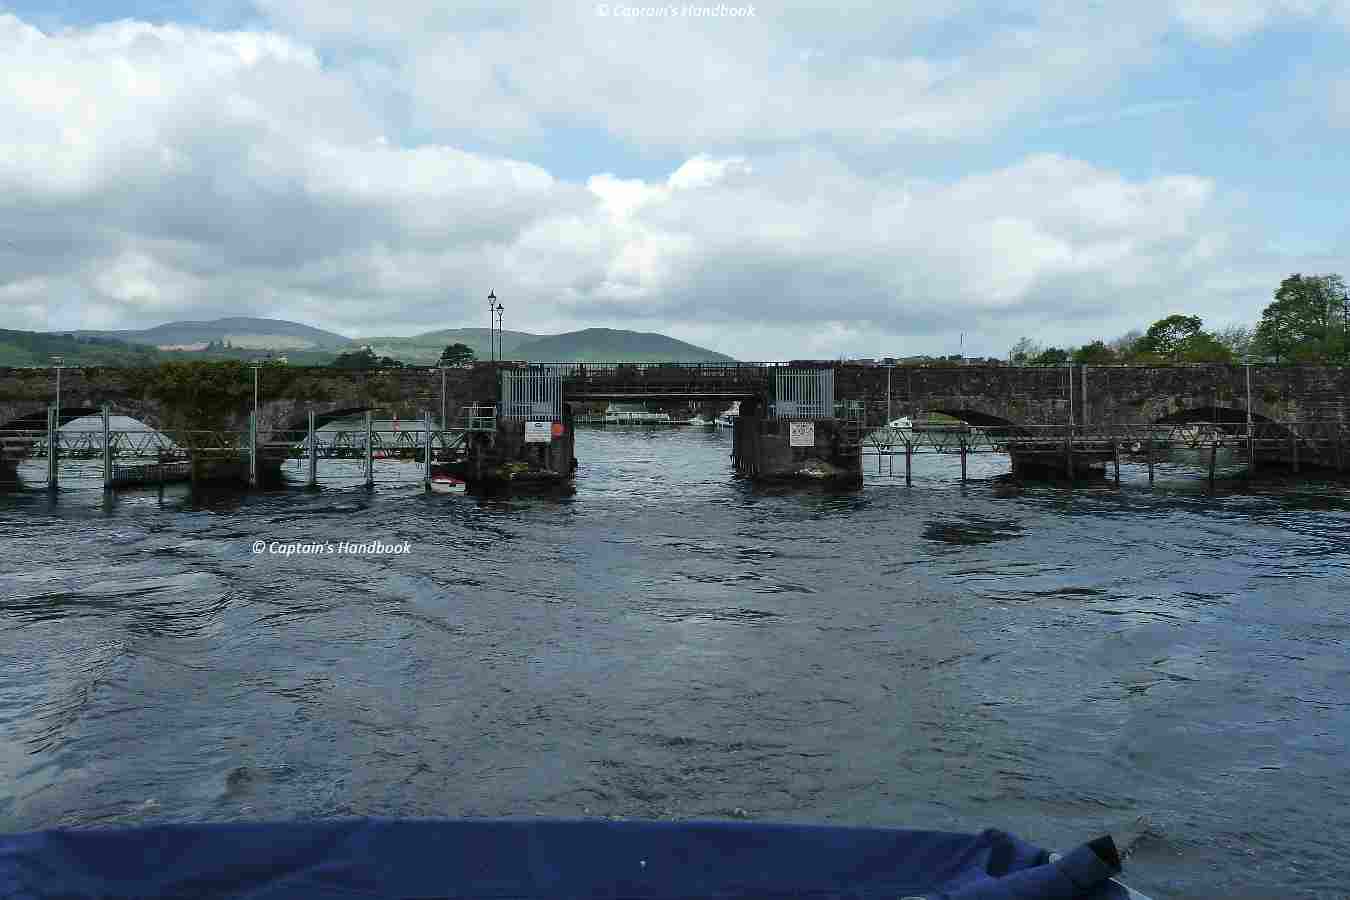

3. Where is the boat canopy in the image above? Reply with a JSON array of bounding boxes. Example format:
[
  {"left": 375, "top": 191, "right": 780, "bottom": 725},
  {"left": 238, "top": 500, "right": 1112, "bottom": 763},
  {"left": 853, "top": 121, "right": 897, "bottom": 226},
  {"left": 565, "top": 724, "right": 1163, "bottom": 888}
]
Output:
[{"left": 0, "top": 817, "right": 1147, "bottom": 899}]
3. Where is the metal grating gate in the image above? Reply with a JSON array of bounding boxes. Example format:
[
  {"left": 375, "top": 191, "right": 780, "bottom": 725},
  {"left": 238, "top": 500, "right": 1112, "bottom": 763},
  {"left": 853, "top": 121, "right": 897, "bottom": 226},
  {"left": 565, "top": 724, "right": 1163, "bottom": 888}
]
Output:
[
  {"left": 500, "top": 368, "right": 563, "bottom": 421},
  {"left": 773, "top": 369, "right": 834, "bottom": 419}
]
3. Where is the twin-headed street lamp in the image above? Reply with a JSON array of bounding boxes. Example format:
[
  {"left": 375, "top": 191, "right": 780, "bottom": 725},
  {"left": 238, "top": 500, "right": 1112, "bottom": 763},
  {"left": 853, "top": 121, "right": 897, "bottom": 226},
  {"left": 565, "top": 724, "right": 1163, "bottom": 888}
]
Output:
[{"left": 487, "top": 290, "right": 505, "bottom": 362}]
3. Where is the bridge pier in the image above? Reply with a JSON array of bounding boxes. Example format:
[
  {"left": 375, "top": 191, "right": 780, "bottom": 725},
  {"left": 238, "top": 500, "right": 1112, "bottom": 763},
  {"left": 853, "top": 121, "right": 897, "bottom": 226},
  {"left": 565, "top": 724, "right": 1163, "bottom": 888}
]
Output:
[
  {"left": 1008, "top": 443, "right": 1112, "bottom": 482},
  {"left": 732, "top": 400, "right": 862, "bottom": 486},
  {"left": 457, "top": 405, "right": 575, "bottom": 491}
]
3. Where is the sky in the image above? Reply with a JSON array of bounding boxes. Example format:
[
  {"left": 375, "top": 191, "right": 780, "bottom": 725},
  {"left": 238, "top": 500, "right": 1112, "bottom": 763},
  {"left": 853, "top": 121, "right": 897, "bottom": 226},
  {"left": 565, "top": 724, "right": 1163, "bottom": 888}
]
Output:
[{"left": 0, "top": 1, "right": 1346, "bottom": 359}]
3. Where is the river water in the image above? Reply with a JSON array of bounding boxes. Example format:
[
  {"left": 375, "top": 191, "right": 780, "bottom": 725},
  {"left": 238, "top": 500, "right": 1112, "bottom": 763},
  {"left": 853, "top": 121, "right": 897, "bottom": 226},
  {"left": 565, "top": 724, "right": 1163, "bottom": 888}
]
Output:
[{"left": 2, "top": 428, "right": 1348, "bottom": 898}]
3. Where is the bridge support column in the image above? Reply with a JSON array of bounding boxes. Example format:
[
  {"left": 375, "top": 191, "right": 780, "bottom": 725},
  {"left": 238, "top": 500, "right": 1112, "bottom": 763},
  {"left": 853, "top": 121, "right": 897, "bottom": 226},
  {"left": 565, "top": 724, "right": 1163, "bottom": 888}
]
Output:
[
  {"left": 248, "top": 411, "right": 258, "bottom": 488},
  {"left": 364, "top": 411, "right": 374, "bottom": 488},
  {"left": 307, "top": 410, "right": 318, "bottom": 490},
  {"left": 423, "top": 412, "right": 433, "bottom": 489},
  {"left": 102, "top": 404, "right": 112, "bottom": 491},
  {"left": 732, "top": 404, "right": 861, "bottom": 486},
  {"left": 46, "top": 405, "right": 58, "bottom": 492}
]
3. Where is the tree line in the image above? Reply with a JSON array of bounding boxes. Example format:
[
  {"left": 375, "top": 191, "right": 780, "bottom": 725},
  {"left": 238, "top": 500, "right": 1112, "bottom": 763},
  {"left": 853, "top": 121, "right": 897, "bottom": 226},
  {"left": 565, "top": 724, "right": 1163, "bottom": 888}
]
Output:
[{"left": 1010, "top": 273, "right": 1349, "bottom": 366}]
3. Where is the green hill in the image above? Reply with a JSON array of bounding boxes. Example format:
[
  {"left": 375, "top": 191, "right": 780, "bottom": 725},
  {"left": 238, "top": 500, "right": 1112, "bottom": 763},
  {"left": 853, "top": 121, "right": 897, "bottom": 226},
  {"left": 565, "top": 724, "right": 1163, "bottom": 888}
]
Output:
[
  {"left": 0, "top": 330, "right": 166, "bottom": 367},
  {"left": 74, "top": 317, "right": 351, "bottom": 351},
  {"left": 512, "top": 328, "right": 735, "bottom": 362},
  {"left": 353, "top": 328, "right": 538, "bottom": 365}
]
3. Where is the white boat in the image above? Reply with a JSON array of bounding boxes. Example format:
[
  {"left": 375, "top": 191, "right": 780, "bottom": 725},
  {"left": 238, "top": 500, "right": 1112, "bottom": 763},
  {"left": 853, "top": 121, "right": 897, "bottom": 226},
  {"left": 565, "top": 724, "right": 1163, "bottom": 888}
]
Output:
[
  {"left": 715, "top": 401, "right": 741, "bottom": 428},
  {"left": 428, "top": 474, "right": 467, "bottom": 494},
  {"left": 684, "top": 415, "right": 716, "bottom": 427},
  {"left": 603, "top": 403, "right": 673, "bottom": 426}
]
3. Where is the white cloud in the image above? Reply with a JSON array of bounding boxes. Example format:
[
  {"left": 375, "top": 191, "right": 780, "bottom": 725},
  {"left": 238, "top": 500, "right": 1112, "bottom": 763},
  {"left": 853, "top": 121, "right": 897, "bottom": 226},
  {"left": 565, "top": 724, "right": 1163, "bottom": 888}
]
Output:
[{"left": 0, "top": 7, "right": 1339, "bottom": 358}]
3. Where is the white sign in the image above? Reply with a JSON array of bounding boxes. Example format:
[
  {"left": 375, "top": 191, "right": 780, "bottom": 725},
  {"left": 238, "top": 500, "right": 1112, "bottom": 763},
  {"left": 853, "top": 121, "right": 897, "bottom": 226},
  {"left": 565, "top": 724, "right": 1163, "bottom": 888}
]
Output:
[
  {"left": 789, "top": 422, "right": 815, "bottom": 447},
  {"left": 524, "top": 421, "right": 553, "bottom": 443}
]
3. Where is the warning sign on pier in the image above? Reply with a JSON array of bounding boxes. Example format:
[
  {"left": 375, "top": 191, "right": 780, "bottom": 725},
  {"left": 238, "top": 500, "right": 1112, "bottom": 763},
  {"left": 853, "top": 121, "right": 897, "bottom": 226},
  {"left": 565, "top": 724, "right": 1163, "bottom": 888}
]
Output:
[
  {"left": 789, "top": 422, "right": 816, "bottom": 447},
  {"left": 525, "top": 421, "right": 553, "bottom": 443}
]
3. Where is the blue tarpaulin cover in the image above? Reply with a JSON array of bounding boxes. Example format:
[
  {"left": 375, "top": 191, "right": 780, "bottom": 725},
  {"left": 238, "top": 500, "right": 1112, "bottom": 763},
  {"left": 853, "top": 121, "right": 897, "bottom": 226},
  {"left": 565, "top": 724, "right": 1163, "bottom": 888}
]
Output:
[{"left": 0, "top": 818, "right": 1138, "bottom": 899}]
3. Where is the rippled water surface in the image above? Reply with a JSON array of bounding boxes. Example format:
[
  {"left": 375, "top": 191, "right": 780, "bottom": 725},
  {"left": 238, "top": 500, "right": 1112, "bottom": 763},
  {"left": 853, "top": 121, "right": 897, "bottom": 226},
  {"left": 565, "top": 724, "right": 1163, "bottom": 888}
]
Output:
[{"left": 3, "top": 428, "right": 1349, "bottom": 899}]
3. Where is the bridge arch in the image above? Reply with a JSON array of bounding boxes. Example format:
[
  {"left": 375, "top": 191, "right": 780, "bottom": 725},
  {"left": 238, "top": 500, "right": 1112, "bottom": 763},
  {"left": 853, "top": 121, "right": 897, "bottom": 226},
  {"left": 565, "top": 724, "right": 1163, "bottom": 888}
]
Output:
[
  {"left": 1151, "top": 405, "right": 1295, "bottom": 440},
  {"left": 0, "top": 407, "right": 103, "bottom": 431},
  {"left": 280, "top": 406, "right": 377, "bottom": 433},
  {"left": 923, "top": 408, "right": 1030, "bottom": 437}
]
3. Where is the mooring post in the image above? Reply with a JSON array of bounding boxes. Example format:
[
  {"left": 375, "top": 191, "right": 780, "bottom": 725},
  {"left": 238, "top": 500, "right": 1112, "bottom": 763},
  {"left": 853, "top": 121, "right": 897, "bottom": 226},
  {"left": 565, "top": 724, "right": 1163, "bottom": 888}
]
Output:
[
  {"left": 959, "top": 438, "right": 967, "bottom": 483},
  {"left": 248, "top": 410, "right": 258, "bottom": 488},
  {"left": 101, "top": 403, "right": 112, "bottom": 491},
  {"left": 1113, "top": 441, "right": 1120, "bottom": 485},
  {"left": 905, "top": 440, "right": 913, "bottom": 487},
  {"left": 423, "top": 412, "right": 433, "bottom": 489},
  {"left": 1290, "top": 430, "right": 1299, "bottom": 474},
  {"left": 365, "top": 410, "right": 374, "bottom": 487},
  {"left": 307, "top": 409, "right": 317, "bottom": 490},
  {"left": 46, "top": 404, "right": 58, "bottom": 491},
  {"left": 1063, "top": 427, "right": 1074, "bottom": 484},
  {"left": 1208, "top": 441, "right": 1218, "bottom": 489},
  {"left": 1146, "top": 438, "right": 1155, "bottom": 486}
]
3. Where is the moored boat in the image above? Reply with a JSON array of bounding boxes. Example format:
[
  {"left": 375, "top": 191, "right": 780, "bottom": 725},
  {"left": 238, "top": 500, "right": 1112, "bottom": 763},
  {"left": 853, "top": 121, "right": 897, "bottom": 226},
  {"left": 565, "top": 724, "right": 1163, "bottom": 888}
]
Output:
[{"left": 427, "top": 473, "right": 467, "bottom": 494}]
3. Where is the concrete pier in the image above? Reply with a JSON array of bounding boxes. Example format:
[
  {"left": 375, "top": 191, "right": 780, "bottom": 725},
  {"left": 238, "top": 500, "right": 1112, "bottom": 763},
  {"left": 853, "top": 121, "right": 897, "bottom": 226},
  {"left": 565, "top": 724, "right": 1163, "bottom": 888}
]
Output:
[
  {"left": 458, "top": 405, "right": 576, "bottom": 490},
  {"left": 732, "top": 399, "right": 863, "bottom": 486}
]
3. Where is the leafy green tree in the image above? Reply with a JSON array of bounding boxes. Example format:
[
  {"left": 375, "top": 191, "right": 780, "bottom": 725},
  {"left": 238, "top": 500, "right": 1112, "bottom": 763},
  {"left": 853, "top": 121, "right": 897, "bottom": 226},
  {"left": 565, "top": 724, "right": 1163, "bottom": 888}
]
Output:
[
  {"left": 1254, "top": 274, "right": 1349, "bottom": 363},
  {"left": 1009, "top": 336, "right": 1042, "bottom": 365},
  {"left": 1212, "top": 323, "right": 1254, "bottom": 359},
  {"left": 1031, "top": 347, "right": 1069, "bottom": 365},
  {"left": 330, "top": 347, "right": 402, "bottom": 369},
  {"left": 439, "top": 342, "right": 476, "bottom": 365},
  {"left": 1072, "top": 340, "right": 1116, "bottom": 364},
  {"left": 1137, "top": 314, "right": 1203, "bottom": 361},
  {"left": 1178, "top": 332, "right": 1234, "bottom": 363}
]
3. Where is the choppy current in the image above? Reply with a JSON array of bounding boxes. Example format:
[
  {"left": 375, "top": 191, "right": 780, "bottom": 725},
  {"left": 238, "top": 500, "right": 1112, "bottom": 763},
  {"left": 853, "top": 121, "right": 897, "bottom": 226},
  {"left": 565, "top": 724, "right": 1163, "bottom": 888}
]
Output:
[{"left": 2, "top": 428, "right": 1348, "bottom": 899}]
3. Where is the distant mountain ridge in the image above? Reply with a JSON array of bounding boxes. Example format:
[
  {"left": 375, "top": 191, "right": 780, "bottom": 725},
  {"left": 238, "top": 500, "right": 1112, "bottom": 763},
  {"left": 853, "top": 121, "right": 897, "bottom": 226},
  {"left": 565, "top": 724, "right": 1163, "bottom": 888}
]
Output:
[
  {"left": 512, "top": 328, "right": 735, "bottom": 362},
  {"left": 73, "top": 317, "right": 351, "bottom": 350},
  {"left": 42, "top": 317, "right": 735, "bottom": 363}
]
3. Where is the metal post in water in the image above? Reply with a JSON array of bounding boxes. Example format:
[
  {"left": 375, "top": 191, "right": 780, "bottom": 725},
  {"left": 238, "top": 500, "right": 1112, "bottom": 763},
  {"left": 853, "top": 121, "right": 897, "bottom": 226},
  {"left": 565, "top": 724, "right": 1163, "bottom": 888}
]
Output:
[
  {"left": 1063, "top": 427, "right": 1074, "bottom": 485},
  {"left": 905, "top": 441, "right": 913, "bottom": 487},
  {"left": 1146, "top": 438, "right": 1155, "bottom": 485},
  {"left": 1209, "top": 440, "right": 1218, "bottom": 489},
  {"left": 46, "top": 404, "right": 57, "bottom": 491},
  {"left": 959, "top": 438, "right": 967, "bottom": 483},
  {"left": 365, "top": 410, "right": 374, "bottom": 487},
  {"left": 423, "top": 412, "right": 433, "bottom": 489},
  {"left": 102, "top": 404, "right": 112, "bottom": 490},
  {"left": 1113, "top": 441, "right": 1120, "bottom": 485},
  {"left": 249, "top": 411, "right": 258, "bottom": 488},
  {"left": 1290, "top": 430, "right": 1299, "bottom": 473},
  {"left": 307, "top": 409, "right": 317, "bottom": 490}
]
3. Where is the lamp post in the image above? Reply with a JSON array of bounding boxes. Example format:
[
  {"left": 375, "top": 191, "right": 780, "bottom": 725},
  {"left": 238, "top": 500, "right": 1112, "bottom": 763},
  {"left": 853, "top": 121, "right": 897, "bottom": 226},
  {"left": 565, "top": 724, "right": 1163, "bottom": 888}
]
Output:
[
  {"left": 488, "top": 290, "right": 497, "bottom": 363},
  {"left": 495, "top": 302, "right": 504, "bottom": 361}
]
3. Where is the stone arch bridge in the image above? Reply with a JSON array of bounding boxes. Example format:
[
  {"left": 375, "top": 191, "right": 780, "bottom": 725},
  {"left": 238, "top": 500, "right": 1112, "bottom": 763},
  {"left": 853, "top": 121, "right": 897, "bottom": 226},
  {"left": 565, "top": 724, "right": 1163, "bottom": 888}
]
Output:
[{"left": 2, "top": 362, "right": 1346, "bottom": 482}]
